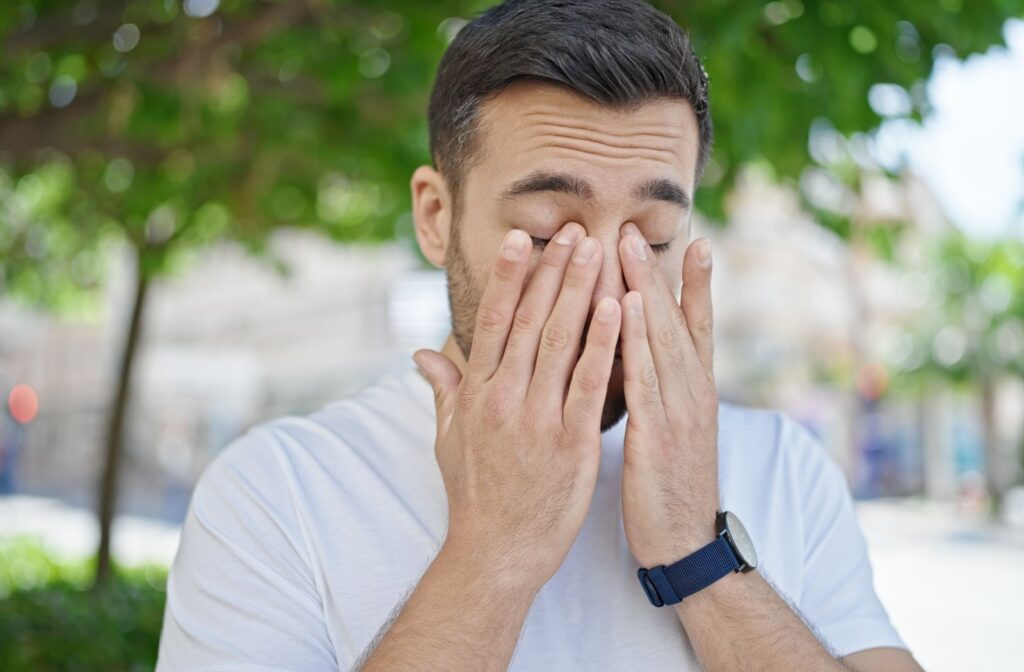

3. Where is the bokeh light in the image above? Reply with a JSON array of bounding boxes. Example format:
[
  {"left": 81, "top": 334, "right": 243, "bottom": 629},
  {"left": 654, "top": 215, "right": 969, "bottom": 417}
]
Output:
[{"left": 8, "top": 384, "right": 39, "bottom": 424}]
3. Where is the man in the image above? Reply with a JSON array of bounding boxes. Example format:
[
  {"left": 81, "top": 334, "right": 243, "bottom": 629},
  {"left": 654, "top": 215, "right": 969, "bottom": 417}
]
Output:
[{"left": 157, "top": 1, "right": 923, "bottom": 670}]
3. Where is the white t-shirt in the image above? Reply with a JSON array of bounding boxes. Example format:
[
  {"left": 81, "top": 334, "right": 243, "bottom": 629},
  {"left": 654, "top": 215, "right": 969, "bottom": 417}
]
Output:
[{"left": 157, "top": 366, "right": 907, "bottom": 671}]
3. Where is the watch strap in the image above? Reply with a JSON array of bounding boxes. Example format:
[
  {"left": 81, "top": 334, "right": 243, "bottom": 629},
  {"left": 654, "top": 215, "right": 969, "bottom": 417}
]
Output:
[{"left": 637, "top": 533, "right": 741, "bottom": 607}]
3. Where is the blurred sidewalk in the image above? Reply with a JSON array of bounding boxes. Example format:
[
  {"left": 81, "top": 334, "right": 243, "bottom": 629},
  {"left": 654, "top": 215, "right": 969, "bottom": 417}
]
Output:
[
  {"left": 856, "top": 499, "right": 1024, "bottom": 671},
  {"left": 0, "top": 494, "right": 180, "bottom": 567},
  {"left": 1, "top": 495, "right": 1021, "bottom": 669}
]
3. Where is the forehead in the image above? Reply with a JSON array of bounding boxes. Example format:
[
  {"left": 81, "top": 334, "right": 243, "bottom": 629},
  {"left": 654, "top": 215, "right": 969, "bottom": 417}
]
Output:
[{"left": 468, "top": 81, "right": 700, "bottom": 200}]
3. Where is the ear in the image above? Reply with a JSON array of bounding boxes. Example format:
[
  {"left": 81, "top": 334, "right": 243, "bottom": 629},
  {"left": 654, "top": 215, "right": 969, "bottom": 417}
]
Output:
[{"left": 410, "top": 164, "right": 454, "bottom": 268}]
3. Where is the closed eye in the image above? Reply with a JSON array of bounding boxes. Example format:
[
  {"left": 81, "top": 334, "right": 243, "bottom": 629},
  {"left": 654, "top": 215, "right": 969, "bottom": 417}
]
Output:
[{"left": 530, "top": 236, "right": 675, "bottom": 254}]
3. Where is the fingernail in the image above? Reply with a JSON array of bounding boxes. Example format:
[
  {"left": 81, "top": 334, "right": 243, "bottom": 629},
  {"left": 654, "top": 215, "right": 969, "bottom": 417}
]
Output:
[
  {"left": 573, "top": 238, "right": 598, "bottom": 264},
  {"left": 554, "top": 223, "right": 583, "bottom": 245},
  {"left": 629, "top": 234, "right": 647, "bottom": 261},
  {"left": 501, "top": 230, "right": 528, "bottom": 260},
  {"left": 697, "top": 239, "right": 712, "bottom": 268},
  {"left": 595, "top": 297, "right": 616, "bottom": 322}
]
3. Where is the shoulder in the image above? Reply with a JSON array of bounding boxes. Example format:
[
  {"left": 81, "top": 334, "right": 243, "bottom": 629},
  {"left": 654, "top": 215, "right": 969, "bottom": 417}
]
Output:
[
  {"left": 718, "top": 401, "right": 838, "bottom": 476},
  {"left": 199, "top": 367, "right": 433, "bottom": 489},
  {"left": 717, "top": 400, "right": 850, "bottom": 541}
]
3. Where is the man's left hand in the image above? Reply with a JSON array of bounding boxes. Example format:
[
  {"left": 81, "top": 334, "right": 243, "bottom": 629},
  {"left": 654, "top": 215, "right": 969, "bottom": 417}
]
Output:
[{"left": 617, "top": 222, "right": 721, "bottom": 568}]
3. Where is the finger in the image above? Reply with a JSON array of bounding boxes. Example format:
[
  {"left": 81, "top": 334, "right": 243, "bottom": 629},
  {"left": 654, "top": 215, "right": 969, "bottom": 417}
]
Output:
[
  {"left": 413, "top": 349, "right": 462, "bottom": 436},
  {"left": 528, "top": 237, "right": 602, "bottom": 406},
  {"left": 563, "top": 296, "right": 620, "bottom": 436},
  {"left": 500, "top": 222, "right": 585, "bottom": 386},
  {"left": 466, "top": 229, "right": 531, "bottom": 383},
  {"left": 619, "top": 291, "right": 669, "bottom": 436},
  {"left": 681, "top": 238, "right": 715, "bottom": 378},
  {"left": 618, "top": 228, "right": 699, "bottom": 394}
]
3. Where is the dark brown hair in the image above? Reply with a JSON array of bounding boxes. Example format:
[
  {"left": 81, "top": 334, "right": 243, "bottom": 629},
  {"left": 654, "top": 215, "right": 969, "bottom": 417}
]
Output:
[{"left": 427, "top": 0, "right": 713, "bottom": 206}]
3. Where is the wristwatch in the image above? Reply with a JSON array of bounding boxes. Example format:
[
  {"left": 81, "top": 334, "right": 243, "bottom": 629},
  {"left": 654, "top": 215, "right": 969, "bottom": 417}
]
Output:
[{"left": 637, "top": 510, "right": 758, "bottom": 607}]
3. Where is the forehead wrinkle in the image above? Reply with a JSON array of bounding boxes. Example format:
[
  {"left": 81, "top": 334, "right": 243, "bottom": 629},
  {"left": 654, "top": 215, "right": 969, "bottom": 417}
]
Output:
[
  {"left": 521, "top": 114, "right": 688, "bottom": 143},
  {"left": 527, "top": 124, "right": 686, "bottom": 153},
  {"left": 527, "top": 139, "right": 683, "bottom": 167},
  {"left": 507, "top": 118, "right": 691, "bottom": 168}
]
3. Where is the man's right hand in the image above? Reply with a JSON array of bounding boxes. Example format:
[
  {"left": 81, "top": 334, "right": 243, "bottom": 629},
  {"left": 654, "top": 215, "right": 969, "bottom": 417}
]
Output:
[{"left": 414, "top": 223, "right": 621, "bottom": 592}]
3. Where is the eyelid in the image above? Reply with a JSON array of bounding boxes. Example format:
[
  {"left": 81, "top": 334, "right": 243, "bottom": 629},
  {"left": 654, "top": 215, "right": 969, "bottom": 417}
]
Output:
[{"left": 531, "top": 236, "right": 676, "bottom": 253}]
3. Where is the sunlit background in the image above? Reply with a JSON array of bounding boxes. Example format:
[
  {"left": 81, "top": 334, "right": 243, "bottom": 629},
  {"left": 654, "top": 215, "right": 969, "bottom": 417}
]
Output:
[{"left": 1, "top": 1, "right": 1023, "bottom": 670}]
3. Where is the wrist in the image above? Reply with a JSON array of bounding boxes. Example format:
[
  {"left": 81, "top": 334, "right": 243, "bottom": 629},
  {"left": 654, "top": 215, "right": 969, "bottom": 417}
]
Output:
[
  {"left": 635, "top": 518, "right": 718, "bottom": 568},
  {"left": 437, "top": 534, "right": 547, "bottom": 601},
  {"left": 637, "top": 510, "right": 759, "bottom": 608}
]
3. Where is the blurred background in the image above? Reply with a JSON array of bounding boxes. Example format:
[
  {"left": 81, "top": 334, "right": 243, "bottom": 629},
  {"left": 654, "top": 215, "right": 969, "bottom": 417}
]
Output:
[{"left": 1, "top": 0, "right": 1023, "bottom": 670}]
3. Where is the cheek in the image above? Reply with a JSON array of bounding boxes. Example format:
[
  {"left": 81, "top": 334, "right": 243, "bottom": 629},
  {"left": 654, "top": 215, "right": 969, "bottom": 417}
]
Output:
[{"left": 455, "top": 225, "right": 506, "bottom": 283}]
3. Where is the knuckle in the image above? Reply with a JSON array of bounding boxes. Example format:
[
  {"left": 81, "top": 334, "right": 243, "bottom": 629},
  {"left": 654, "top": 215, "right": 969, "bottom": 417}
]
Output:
[
  {"left": 656, "top": 325, "right": 677, "bottom": 348},
  {"left": 637, "top": 365, "right": 662, "bottom": 408},
  {"left": 482, "top": 384, "right": 511, "bottom": 424},
  {"left": 694, "top": 313, "right": 714, "bottom": 335},
  {"left": 476, "top": 303, "right": 507, "bottom": 336},
  {"left": 540, "top": 322, "right": 573, "bottom": 354},
  {"left": 573, "top": 367, "right": 603, "bottom": 397},
  {"left": 512, "top": 302, "right": 542, "bottom": 333},
  {"left": 641, "top": 362, "right": 659, "bottom": 390}
]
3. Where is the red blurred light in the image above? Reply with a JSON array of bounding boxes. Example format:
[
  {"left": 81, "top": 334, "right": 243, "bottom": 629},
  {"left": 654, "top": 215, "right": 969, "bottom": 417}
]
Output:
[
  {"left": 856, "top": 362, "right": 890, "bottom": 402},
  {"left": 8, "top": 384, "right": 39, "bottom": 424}
]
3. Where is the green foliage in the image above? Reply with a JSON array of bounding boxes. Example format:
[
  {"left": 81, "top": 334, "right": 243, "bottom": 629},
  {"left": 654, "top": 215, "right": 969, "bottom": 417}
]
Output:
[
  {"left": 665, "top": 0, "right": 1018, "bottom": 217},
  {"left": 912, "top": 232, "right": 1024, "bottom": 381},
  {"left": 2, "top": 1, "right": 1021, "bottom": 312},
  {"left": 0, "top": 538, "right": 167, "bottom": 672}
]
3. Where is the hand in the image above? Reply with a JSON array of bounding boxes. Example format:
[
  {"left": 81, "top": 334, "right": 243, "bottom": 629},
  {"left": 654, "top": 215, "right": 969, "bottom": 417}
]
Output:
[
  {"left": 414, "top": 224, "right": 621, "bottom": 590},
  {"left": 616, "top": 222, "right": 720, "bottom": 568}
]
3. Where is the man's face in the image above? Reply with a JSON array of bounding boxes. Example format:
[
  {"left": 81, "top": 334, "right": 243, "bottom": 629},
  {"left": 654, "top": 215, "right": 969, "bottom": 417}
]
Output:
[{"left": 445, "top": 81, "right": 700, "bottom": 432}]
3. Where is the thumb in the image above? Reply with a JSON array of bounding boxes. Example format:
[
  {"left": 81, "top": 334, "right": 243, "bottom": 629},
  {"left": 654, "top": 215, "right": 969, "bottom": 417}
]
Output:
[{"left": 413, "top": 349, "right": 462, "bottom": 428}]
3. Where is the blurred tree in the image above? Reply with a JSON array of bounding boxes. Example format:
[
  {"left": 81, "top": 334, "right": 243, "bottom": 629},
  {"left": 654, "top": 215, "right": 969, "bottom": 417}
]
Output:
[
  {"left": 0, "top": 0, "right": 1020, "bottom": 585},
  {"left": 900, "top": 233, "right": 1024, "bottom": 510}
]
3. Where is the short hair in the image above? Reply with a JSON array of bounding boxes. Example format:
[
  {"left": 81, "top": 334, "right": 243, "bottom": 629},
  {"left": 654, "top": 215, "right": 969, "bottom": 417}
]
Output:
[{"left": 427, "top": 0, "right": 713, "bottom": 206}]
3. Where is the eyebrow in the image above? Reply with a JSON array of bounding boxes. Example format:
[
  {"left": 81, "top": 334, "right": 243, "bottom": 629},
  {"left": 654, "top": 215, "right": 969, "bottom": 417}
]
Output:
[
  {"left": 633, "top": 177, "right": 691, "bottom": 210},
  {"left": 498, "top": 170, "right": 690, "bottom": 209},
  {"left": 500, "top": 171, "right": 595, "bottom": 201}
]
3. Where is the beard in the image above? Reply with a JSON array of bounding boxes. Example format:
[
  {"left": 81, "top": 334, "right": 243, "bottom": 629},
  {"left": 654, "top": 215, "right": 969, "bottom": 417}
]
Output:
[{"left": 445, "top": 224, "right": 628, "bottom": 433}]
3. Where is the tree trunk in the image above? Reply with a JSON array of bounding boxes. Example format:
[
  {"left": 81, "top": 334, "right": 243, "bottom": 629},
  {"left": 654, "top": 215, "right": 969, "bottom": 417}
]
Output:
[
  {"left": 980, "top": 375, "right": 1002, "bottom": 518},
  {"left": 94, "top": 258, "right": 150, "bottom": 587}
]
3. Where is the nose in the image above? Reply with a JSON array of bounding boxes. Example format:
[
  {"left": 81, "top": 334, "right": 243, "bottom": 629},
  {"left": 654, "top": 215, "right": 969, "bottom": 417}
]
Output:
[
  {"left": 591, "top": 231, "right": 628, "bottom": 313},
  {"left": 577, "top": 232, "right": 627, "bottom": 356}
]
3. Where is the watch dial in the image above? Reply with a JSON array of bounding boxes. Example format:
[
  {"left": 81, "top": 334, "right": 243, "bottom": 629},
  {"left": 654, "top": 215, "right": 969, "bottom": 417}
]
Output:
[{"left": 725, "top": 511, "right": 758, "bottom": 569}]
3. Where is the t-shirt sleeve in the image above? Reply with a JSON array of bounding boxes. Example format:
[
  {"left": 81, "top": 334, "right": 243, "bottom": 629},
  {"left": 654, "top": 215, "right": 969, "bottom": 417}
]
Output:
[
  {"left": 156, "top": 426, "right": 339, "bottom": 672},
  {"left": 786, "top": 416, "right": 908, "bottom": 658}
]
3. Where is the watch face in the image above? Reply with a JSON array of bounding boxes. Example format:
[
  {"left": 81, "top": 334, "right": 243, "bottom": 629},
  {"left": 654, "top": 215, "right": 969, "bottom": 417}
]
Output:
[{"left": 723, "top": 511, "right": 758, "bottom": 569}]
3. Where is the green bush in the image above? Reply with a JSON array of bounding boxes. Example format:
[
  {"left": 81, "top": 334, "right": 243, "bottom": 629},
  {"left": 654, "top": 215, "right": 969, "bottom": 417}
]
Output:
[{"left": 0, "top": 538, "right": 167, "bottom": 672}]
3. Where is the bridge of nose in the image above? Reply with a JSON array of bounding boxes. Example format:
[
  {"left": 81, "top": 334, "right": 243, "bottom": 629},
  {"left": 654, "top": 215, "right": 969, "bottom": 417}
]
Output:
[{"left": 589, "top": 234, "right": 628, "bottom": 313}]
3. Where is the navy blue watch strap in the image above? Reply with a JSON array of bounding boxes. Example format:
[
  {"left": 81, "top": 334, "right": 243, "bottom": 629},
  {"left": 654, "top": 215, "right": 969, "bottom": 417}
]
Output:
[{"left": 637, "top": 534, "right": 741, "bottom": 607}]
